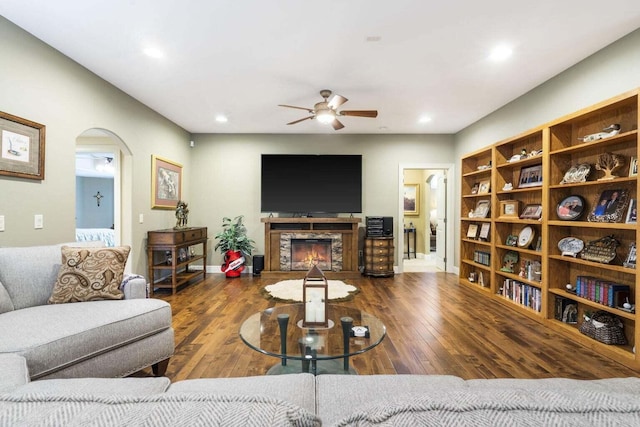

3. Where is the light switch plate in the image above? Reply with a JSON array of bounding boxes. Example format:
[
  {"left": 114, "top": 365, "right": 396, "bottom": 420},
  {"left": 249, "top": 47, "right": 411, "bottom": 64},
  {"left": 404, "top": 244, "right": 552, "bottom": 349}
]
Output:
[
  {"left": 34, "top": 214, "right": 43, "bottom": 229},
  {"left": 0, "top": 215, "right": 4, "bottom": 231}
]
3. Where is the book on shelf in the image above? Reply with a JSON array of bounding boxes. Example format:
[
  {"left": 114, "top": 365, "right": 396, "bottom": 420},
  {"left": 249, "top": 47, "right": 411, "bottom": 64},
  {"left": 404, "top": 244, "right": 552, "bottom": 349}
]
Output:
[
  {"left": 500, "top": 278, "right": 542, "bottom": 312},
  {"left": 575, "top": 276, "right": 630, "bottom": 308}
]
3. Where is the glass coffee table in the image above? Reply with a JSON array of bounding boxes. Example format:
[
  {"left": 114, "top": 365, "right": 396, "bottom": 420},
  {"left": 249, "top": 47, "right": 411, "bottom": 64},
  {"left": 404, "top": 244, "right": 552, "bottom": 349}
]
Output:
[{"left": 239, "top": 304, "right": 386, "bottom": 375}]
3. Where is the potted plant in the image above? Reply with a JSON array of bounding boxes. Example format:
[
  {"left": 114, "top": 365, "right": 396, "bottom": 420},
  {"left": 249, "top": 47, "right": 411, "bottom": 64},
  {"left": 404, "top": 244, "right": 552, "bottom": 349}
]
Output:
[{"left": 214, "top": 215, "right": 256, "bottom": 277}]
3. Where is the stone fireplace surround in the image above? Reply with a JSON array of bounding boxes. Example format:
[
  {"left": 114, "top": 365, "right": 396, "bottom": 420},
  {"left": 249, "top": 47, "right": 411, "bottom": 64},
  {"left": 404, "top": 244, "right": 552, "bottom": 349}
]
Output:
[{"left": 280, "top": 233, "right": 342, "bottom": 272}]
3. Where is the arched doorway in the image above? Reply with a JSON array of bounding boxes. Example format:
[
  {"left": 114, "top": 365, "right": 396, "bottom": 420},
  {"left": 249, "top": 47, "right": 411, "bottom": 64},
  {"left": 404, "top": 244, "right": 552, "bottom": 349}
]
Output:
[{"left": 75, "top": 128, "right": 133, "bottom": 257}]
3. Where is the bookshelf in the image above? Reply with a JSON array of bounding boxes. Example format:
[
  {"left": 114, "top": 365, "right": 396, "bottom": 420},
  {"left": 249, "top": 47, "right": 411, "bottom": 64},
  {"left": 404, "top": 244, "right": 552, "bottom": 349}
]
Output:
[{"left": 459, "top": 88, "right": 640, "bottom": 368}]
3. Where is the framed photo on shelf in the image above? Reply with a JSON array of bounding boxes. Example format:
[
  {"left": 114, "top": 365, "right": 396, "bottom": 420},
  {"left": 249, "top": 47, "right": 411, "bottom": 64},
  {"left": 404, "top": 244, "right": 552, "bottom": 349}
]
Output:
[
  {"left": 479, "top": 223, "right": 491, "bottom": 240},
  {"left": 0, "top": 111, "right": 46, "bottom": 180},
  {"left": 500, "top": 200, "right": 520, "bottom": 218},
  {"left": 626, "top": 199, "right": 637, "bottom": 224},
  {"left": 505, "top": 235, "right": 518, "bottom": 246},
  {"left": 403, "top": 184, "right": 420, "bottom": 216},
  {"left": 470, "top": 182, "right": 479, "bottom": 195},
  {"left": 151, "top": 155, "right": 183, "bottom": 209},
  {"left": 518, "top": 164, "right": 543, "bottom": 188},
  {"left": 473, "top": 199, "right": 490, "bottom": 218},
  {"left": 587, "top": 188, "right": 628, "bottom": 223},
  {"left": 466, "top": 224, "right": 479, "bottom": 239},
  {"left": 556, "top": 195, "right": 585, "bottom": 221},
  {"left": 629, "top": 156, "right": 638, "bottom": 177},
  {"left": 520, "top": 204, "right": 543, "bottom": 220},
  {"left": 624, "top": 243, "right": 636, "bottom": 269},
  {"left": 477, "top": 179, "right": 491, "bottom": 195}
]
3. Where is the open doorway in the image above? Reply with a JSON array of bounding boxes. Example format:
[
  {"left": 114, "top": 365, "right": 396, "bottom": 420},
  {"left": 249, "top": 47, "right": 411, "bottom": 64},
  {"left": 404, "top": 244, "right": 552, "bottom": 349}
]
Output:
[
  {"left": 399, "top": 164, "right": 454, "bottom": 273},
  {"left": 75, "top": 128, "right": 133, "bottom": 255}
]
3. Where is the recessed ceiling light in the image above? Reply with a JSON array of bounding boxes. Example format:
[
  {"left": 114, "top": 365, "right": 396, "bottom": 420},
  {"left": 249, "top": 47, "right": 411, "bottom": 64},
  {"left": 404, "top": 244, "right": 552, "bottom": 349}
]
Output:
[
  {"left": 489, "top": 45, "right": 512, "bottom": 61},
  {"left": 419, "top": 116, "right": 432, "bottom": 123},
  {"left": 215, "top": 115, "right": 228, "bottom": 123},
  {"left": 143, "top": 47, "right": 164, "bottom": 59}
]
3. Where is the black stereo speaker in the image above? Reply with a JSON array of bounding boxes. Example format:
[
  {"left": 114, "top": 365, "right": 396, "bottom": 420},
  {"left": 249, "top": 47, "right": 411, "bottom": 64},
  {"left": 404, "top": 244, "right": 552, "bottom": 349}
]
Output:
[
  {"left": 253, "top": 255, "right": 264, "bottom": 276},
  {"left": 382, "top": 216, "right": 393, "bottom": 236}
]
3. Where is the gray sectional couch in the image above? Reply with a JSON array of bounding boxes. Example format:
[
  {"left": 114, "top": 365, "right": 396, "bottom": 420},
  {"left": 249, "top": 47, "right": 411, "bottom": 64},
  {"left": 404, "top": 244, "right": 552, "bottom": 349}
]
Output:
[
  {"left": 2, "top": 353, "right": 640, "bottom": 426},
  {"left": 0, "top": 244, "right": 174, "bottom": 380}
]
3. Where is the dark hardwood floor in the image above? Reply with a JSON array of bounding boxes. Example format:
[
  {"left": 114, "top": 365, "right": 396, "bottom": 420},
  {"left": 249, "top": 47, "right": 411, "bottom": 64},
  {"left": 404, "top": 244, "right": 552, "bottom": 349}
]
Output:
[{"left": 143, "top": 271, "right": 639, "bottom": 381}]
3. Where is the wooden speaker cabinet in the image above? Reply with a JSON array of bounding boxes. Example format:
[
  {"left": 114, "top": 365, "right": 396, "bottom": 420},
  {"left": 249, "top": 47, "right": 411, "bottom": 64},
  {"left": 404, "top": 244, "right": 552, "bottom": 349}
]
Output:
[{"left": 364, "top": 237, "right": 394, "bottom": 277}]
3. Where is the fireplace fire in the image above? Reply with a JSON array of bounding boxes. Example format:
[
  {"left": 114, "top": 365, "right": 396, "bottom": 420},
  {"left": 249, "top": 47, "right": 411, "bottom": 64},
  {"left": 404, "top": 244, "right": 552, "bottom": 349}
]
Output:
[{"left": 291, "top": 239, "right": 332, "bottom": 271}]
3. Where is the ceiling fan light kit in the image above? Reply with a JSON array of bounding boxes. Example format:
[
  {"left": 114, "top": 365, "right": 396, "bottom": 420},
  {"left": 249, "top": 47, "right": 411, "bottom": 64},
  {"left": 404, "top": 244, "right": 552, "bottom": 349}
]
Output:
[{"left": 279, "top": 89, "right": 378, "bottom": 130}]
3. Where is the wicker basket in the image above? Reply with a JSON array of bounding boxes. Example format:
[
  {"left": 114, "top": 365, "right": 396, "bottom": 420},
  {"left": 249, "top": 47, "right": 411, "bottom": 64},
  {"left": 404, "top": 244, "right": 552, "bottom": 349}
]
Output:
[{"left": 579, "top": 311, "right": 627, "bottom": 345}]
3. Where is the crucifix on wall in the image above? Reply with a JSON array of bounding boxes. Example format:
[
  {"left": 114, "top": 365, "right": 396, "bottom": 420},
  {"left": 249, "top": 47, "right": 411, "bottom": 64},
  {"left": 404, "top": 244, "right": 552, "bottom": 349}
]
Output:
[{"left": 94, "top": 191, "right": 104, "bottom": 207}]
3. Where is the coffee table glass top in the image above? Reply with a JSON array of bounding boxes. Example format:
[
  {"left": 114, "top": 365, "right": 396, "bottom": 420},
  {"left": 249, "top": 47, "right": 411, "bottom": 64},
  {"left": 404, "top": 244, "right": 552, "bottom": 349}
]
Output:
[{"left": 239, "top": 304, "right": 386, "bottom": 361}]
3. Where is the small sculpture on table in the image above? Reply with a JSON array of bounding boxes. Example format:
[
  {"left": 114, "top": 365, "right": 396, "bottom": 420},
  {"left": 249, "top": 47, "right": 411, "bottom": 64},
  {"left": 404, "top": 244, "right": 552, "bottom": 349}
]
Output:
[{"left": 174, "top": 200, "right": 189, "bottom": 229}]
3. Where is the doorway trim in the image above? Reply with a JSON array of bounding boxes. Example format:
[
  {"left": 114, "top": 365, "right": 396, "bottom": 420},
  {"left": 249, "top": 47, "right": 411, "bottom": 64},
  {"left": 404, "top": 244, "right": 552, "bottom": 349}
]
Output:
[{"left": 398, "top": 162, "right": 456, "bottom": 274}]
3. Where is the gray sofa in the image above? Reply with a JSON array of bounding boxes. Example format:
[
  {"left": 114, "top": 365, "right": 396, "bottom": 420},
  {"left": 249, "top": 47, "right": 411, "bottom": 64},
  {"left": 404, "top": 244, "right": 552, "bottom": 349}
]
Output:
[
  {"left": 0, "top": 244, "right": 174, "bottom": 380},
  {"left": 2, "top": 354, "right": 640, "bottom": 426}
]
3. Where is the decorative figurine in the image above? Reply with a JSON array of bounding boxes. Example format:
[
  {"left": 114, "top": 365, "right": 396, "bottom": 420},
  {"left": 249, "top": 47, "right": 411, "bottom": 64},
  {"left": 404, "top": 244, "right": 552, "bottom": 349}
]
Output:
[
  {"left": 578, "top": 123, "right": 621, "bottom": 142},
  {"left": 595, "top": 152, "right": 625, "bottom": 181},
  {"left": 174, "top": 200, "right": 189, "bottom": 229}
]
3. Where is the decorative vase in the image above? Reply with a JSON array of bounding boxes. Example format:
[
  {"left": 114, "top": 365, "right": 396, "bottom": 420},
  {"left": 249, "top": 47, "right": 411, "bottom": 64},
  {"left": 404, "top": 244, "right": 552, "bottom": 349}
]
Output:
[{"left": 221, "top": 249, "right": 245, "bottom": 278}]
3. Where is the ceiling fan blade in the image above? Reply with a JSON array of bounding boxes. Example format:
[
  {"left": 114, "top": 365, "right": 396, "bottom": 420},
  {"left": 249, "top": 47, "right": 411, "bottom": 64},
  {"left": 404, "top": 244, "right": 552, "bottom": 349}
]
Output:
[
  {"left": 287, "top": 116, "right": 313, "bottom": 125},
  {"left": 278, "top": 104, "right": 314, "bottom": 113},
  {"left": 339, "top": 110, "right": 378, "bottom": 118},
  {"left": 327, "top": 94, "right": 348, "bottom": 110},
  {"left": 331, "top": 119, "right": 345, "bottom": 131}
]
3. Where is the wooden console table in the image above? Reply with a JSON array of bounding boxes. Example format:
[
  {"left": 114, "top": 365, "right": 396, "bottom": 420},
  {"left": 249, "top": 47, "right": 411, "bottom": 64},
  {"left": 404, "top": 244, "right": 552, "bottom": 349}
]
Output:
[
  {"left": 261, "top": 217, "right": 361, "bottom": 279},
  {"left": 147, "top": 227, "right": 207, "bottom": 295}
]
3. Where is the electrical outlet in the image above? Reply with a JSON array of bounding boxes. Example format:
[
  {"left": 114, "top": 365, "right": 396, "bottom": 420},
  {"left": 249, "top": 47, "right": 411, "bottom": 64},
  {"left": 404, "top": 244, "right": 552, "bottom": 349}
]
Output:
[
  {"left": 34, "top": 214, "right": 43, "bottom": 229},
  {"left": 0, "top": 215, "right": 4, "bottom": 231}
]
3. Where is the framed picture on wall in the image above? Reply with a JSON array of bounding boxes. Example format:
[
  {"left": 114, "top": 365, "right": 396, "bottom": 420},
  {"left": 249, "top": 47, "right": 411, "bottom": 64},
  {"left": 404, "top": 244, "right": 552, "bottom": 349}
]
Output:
[
  {"left": 404, "top": 183, "right": 420, "bottom": 216},
  {"left": 152, "top": 155, "right": 183, "bottom": 209},
  {"left": 0, "top": 111, "right": 46, "bottom": 180}
]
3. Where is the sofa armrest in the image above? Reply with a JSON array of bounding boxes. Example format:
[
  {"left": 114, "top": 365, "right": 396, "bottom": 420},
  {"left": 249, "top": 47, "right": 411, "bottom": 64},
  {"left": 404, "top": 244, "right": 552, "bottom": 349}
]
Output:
[
  {"left": 121, "top": 274, "right": 149, "bottom": 299},
  {"left": 0, "top": 354, "right": 30, "bottom": 393}
]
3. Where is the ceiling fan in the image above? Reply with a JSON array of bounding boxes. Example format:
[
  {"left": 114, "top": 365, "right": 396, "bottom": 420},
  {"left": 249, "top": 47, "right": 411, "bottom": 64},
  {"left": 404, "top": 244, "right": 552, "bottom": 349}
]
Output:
[{"left": 279, "top": 89, "right": 378, "bottom": 130}]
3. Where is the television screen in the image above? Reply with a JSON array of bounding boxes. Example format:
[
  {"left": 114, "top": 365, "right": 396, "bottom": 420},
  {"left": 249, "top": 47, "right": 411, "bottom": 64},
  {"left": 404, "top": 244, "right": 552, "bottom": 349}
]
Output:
[{"left": 261, "top": 154, "right": 362, "bottom": 214}]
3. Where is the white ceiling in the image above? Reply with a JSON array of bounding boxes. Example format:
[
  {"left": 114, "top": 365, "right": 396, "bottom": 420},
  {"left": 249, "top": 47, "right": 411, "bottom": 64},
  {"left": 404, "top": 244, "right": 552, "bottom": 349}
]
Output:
[{"left": 2, "top": 1, "right": 640, "bottom": 134}]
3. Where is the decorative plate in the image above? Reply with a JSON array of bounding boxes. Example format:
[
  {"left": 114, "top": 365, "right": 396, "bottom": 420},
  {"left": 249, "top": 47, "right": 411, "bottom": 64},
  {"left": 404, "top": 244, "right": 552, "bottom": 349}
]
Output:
[
  {"left": 558, "top": 237, "right": 584, "bottom": 257},
  {"left": 517, "top": 226, "right": 535, "bottom": 248},
  {"left": 556, "top": 195, "right": 585, "bottom": 221},
  {"left": 560, "top": 163, "right": 591, "bottom": 184}
]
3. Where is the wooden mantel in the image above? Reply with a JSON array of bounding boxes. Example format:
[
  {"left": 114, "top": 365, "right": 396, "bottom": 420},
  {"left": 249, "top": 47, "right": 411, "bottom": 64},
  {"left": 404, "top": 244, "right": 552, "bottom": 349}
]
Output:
[{"left": 261, "top": 217, "right": 362, "bottom": 279}]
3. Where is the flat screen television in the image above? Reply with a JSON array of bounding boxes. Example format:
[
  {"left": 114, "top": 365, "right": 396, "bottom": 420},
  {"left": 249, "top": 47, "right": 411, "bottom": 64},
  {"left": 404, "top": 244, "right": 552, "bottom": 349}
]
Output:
[{"left": 261, "top": 154, "right": 362, "bottom": 215}]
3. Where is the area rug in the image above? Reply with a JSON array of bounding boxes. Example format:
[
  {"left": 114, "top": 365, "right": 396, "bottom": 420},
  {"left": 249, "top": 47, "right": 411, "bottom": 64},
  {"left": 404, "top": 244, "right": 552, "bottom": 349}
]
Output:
[{"left": 261, "top": 279, "right": 359, "bottom": 303}]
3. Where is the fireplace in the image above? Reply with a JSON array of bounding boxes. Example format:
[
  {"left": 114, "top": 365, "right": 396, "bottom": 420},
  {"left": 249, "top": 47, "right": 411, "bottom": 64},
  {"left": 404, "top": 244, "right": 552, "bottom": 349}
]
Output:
[
  {"left": 291, "top": 238, "right": 332, "bottom": 271},
  {"left": 279, "top": 232, "right": 343, "bottom": 272}
]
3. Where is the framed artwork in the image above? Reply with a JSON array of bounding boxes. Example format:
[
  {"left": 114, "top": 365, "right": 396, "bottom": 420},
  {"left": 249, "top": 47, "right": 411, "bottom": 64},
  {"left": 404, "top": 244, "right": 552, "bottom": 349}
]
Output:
[
  {"left": 624, "top": 243, "right": 636, "bottom": 269},
  {"left": 518, "top": 164, "right": 543, "bottom": 188},
  {"left": 467, "top": 224, "right": 478, "bottom": 239},
  {"left": 587, "top": 188, "right": 628, "bottom": 223},
  {"left": 403, "top": 184, "right": 420, "bottom": 216},
  {"left": 477, "top": 179, "right": 491, "bottom": 195},
  {"left": 626, "top": 199, "right": 637, "bottom": 224},
  {"left": 152, "top": 155, "right": 183, "bottom": 209},
  {"left": 520, "top": 204, "right": 543, "bottom": 220},
  {"left": 479, "top": 223, "right": 491, "bottom": 240},
  {"left": 556, "top": 195, "right": 585, "bottom": 221},
  {"left": 630, "top": 157, "right": 638, "bottom": 177},
  {"left": 500, "top": 200, "right": 520, "bottom": 218},
  {"left": 473, "top": 199, "right": 490, "bottom": 218},
  {"left": 0, "top": 111, "right": 46, "bottom": 180}
]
